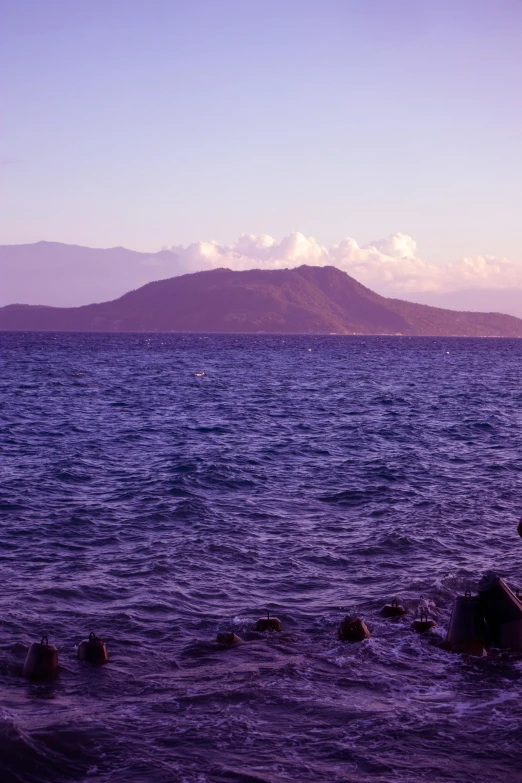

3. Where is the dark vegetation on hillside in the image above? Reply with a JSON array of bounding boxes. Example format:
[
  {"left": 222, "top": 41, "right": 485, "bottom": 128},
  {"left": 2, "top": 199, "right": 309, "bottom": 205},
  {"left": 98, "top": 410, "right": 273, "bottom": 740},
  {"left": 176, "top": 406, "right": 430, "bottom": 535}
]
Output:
[{"left": 1, "top": 265, "right": 522, "bottom": 336}]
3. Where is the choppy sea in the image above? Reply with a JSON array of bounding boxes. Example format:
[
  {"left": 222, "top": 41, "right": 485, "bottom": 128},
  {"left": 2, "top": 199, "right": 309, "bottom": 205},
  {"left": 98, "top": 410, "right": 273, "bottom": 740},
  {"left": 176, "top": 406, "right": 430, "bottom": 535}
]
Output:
[{"left": 1, "top": 332, "right": 522, "bottom": 783}]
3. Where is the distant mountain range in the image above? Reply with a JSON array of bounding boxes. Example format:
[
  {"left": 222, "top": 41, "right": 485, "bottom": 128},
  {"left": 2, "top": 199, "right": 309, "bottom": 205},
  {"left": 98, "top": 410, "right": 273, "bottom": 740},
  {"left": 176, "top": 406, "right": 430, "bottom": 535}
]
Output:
[
  {"left": 1, "top": 264, "right": 522, "bottom": 337},
  {"left": 401, "top": 288, "right": 522, "bottom": 319},
  {"left": 0, "top": 241, "right": 181, "bottom": 307},
  {"left": 2, "top": 241, "right": 522, "bottom": 320}
]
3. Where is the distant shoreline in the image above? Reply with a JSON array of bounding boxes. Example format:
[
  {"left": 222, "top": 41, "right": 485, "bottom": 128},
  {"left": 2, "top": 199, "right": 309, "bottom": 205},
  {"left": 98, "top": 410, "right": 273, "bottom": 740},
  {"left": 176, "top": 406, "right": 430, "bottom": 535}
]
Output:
[
  {"left": 2, "top": 265, "right": 522, "bottom": 337},
  {"left": 0, "top": 330, "right": 518, "bottom": 339}
]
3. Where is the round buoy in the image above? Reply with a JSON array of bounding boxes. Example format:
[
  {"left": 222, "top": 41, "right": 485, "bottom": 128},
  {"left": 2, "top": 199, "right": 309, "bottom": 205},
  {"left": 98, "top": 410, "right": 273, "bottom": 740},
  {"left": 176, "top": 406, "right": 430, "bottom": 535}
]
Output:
[
  {"left": 412, "top": 613, "right": 437, "bottom": 634},
  {"left": 217, "top": 632, "right": 243, "bottom": 647},
  {"left": 381, "top": 599, "right": 407, "bottom": 618},
  {"left": 255, "top": 611, "right": 282, "bottom": 633},
  {"left": 22, "top": 636, "right": 59, "bottom": 679},
  {"left": 338, "top": 616, "right": 371, "bottom": 642},
  {"left": 517, "top": 516, "right": 522, "bottom": 538},
  {"left": 445, "top": 591, "right": 485, "bottom": 655},
  {"left": 78, "top": 632, "right": 108, "bottom": 663}
]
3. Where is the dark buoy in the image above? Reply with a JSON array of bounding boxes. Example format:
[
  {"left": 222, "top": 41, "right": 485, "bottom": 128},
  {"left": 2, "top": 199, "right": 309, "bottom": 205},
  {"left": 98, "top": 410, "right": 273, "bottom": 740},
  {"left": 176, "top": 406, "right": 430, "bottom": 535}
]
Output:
[
  {"left": 255, "top": 611, "right": 282, "bottom": 632},
  {"left": 78, "top": 632, "right": 108, "bottom": 663},
  {"left": 412, "top": 613, "right": 437, "bottom": 634},
  {"left": 445, "top": 591, "right": 485, "bottom": 655},
  {"left": 22, "top": 636, "right": 59, "bottom": 679},
  {"left": 217, "top": 632, "right": 243, "bottom": 647},
  {"left": 381, "top": 599, "right": 407, "bottom": 618},
  {"left": 478, "top": 571, "right": 522, "bottom": 649},
  {"left": 517, "top": 515, "right": 522, "bottom": 539},
  {"left": 337, "top": 616, "right": 371, "bottom": 642}
]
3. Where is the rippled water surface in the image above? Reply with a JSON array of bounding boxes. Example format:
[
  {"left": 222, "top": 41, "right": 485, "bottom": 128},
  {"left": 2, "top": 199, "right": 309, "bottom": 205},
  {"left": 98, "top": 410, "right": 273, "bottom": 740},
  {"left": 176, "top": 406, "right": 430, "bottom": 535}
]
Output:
[{"left": 1, "top": 332, "right": 522, "bottom": 783}]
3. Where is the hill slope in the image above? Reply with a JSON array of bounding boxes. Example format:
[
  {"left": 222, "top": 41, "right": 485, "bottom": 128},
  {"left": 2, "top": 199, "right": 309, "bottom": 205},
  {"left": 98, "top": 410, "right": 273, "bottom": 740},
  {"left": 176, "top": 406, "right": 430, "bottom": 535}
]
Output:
[{"left": 1, "top": 265, "right": 522, "bottom": 336}]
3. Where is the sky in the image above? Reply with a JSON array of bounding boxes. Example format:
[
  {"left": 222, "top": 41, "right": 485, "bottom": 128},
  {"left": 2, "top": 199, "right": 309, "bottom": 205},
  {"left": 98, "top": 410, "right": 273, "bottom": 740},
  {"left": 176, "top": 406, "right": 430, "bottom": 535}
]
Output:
[{"left": 2, "top": 0, "right": 522, "bottom": 301}]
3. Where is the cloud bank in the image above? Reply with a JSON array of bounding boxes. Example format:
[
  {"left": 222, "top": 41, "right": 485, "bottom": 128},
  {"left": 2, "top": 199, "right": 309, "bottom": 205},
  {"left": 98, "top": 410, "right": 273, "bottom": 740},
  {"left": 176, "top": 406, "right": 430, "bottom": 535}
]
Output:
[{"left": 164, "top": 232, "right": 522, "bottom": 296}]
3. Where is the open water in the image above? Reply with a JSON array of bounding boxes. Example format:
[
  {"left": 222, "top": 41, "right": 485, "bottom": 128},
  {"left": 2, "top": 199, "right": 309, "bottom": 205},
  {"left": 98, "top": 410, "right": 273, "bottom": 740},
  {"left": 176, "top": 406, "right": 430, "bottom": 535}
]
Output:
[{"left": 1, "top": 332, "right": 522, "bottom": 783}]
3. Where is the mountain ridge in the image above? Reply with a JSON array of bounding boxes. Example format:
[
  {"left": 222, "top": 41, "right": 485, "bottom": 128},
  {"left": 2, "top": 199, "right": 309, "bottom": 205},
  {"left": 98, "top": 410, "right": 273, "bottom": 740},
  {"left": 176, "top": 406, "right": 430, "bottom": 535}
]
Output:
[
  {"left": 0, "top": 240, "right": 181, "bottom": 307},
  {"left": 1, "top": 264, "right": 522, "bottom": 337}
]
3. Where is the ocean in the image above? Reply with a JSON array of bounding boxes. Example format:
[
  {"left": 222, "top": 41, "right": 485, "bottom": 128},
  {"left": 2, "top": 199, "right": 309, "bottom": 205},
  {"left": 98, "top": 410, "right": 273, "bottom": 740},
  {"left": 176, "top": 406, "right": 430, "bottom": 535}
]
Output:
[{"left": 1, "top": 332, "right": 522, "bottom": 783}]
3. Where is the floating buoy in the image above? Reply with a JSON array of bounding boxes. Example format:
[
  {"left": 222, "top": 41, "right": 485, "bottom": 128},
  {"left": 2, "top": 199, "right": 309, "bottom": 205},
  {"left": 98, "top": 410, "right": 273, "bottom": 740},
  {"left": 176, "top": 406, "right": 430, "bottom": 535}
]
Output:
[
  {"left": 217, "top": 632, "right": 243, "bottom": 647},
  {"left": 255, "top": 611, "right": 282, "bottom": 632},
  {"left": 337, "top": 616, "right": 371, "bottom": 642},
  {"left": 381, "top": 599, "right": 407, "bottom": 618},
  {"left": 517, "top": 516, "right": 522, "bottom": 538},
  {"left": 78, "top": 632, "right": 108, "bottom": 663},
  {"left": 445, "top": 591, "right": 485, "bottom": 655},
  {"left": 22, "top": 636, "right": 59, "bottom": 679},
  {"left": 412, "top": 613, "right": 437, "bottom": 633},
  {"left": 478, "top": 571, "right": 522, "bottom": 649}
]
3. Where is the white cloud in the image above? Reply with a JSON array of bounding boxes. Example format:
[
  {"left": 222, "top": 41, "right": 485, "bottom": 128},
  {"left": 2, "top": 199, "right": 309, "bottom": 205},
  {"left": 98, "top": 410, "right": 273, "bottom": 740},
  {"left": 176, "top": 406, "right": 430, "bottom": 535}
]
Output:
[
  {"left": 367, "top": 233, "right": 417, "bottom": 259},
  {"left": 165, "top": 232, "right": 522, "bottom": 295}
]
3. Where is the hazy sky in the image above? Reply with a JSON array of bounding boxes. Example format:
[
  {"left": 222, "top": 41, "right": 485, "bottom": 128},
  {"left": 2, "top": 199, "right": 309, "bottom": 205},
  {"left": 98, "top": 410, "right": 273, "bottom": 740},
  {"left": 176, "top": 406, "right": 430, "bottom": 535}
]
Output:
[{"left": 2, "top": 0, "right": 522, "bottom": 270}]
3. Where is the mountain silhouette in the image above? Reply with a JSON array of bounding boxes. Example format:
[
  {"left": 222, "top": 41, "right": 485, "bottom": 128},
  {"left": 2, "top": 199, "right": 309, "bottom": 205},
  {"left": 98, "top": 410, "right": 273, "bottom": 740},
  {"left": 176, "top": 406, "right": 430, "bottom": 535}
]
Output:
[
  {"left": 0, "top": 240, "right": 180, "bottom": 307},
  {"left": 1, "top": 265, "right": 522, "bottom": 336}
]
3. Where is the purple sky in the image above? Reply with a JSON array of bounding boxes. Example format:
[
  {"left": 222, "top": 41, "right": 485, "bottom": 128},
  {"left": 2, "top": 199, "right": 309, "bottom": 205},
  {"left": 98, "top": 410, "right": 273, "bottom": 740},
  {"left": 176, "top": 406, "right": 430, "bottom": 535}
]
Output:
[{"left": 2, "top": 0, "right": 522, "bottom": 303}]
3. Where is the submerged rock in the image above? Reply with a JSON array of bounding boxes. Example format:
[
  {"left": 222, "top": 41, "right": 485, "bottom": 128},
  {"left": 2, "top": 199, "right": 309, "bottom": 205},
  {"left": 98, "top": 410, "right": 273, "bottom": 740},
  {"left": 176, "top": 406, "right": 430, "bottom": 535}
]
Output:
[
  {"left": 217, "top": 632, "right": 243, "bottom": 647},
  {"left": 412, "top": 614, "right": 437, "bottom": 634},
  {"left": 479, "top": 571, "right": 522, "bottom": 650},
  {"left": 255, "top": 612, "right": 282, "bottom": 632},
  {"left": 22, "top": 637, "right": 59, "bottom": 679},
  {"left": 445, "top": 592, "right": 485, "bottom": 656},
  {"left": 381, "top": 599, "right": 407, "bottom": 618},
  {"left": 78, "top": 632, "right": 109, "bottom": 663},
  {"left": 338, "top": 616, "right": 370, "bottom": 642}
]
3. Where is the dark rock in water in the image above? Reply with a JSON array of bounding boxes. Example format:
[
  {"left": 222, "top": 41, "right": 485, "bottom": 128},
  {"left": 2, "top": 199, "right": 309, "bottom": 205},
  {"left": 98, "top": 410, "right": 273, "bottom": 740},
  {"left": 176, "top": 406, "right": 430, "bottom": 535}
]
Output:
[
  {"left": 78, "top": 632, "right": 109, "bottom": 663},
  {"left": 478, "top": 571, "right": 522, "bottom": 650},
  {"left": 216, "top": 632, "right": 243, "bottom": 647},
  {"left": 518, "top": 517, "right": 522, "bottom": 538},
  {"left": 381, "top": 599, "right": 407, "bottom": 618},
  {"left": 338, "top": 616, "right": 370, "bottom": 642},
  {"left": 412, "top": 614, "right": 437, "bottom": 634},
  {"left": 255, "top": 612, "right": 282, "bottom": 632},
  {"left": 22, "top": 637, "right": 59, "bottom": 679},
  {"left": 445, "top": 592, "right": 485, "bottom": 656}
]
